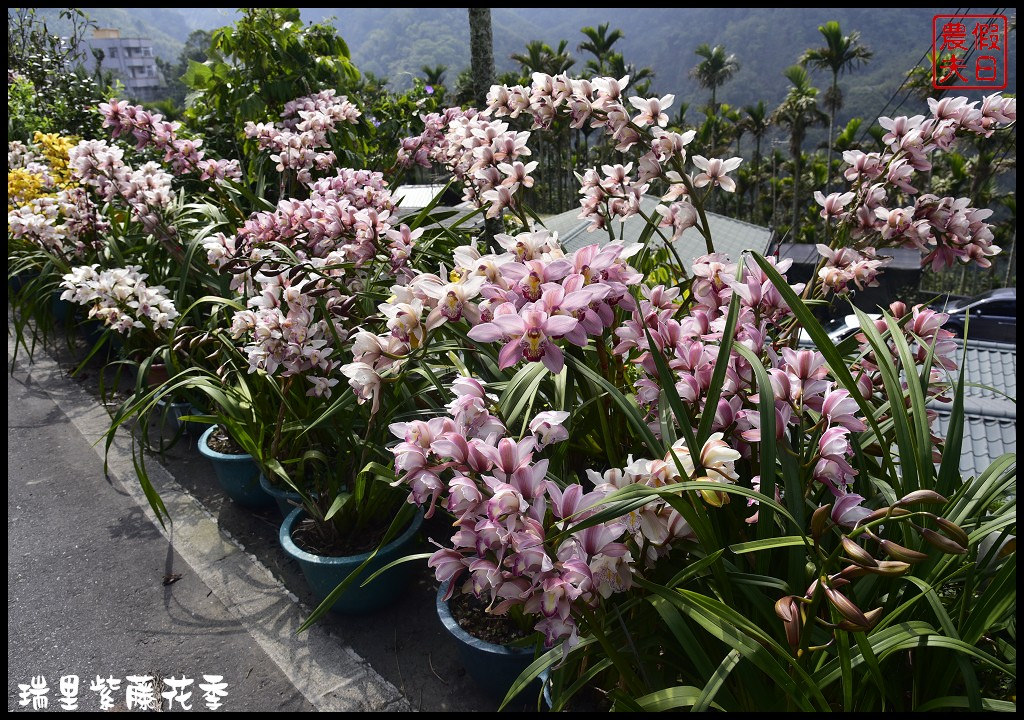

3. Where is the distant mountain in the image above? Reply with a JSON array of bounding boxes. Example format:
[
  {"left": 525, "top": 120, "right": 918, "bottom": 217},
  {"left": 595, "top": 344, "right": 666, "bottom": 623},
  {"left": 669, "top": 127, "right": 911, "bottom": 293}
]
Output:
[{"left": 37, "top": 7, "right": 1016, "bottom": 132}]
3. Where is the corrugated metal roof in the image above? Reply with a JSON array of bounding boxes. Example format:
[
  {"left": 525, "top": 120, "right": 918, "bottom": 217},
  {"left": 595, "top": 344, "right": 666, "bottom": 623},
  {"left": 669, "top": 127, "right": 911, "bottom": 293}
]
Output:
[{"left": 540, "top": 195, "right": 772, "bottom": 264}]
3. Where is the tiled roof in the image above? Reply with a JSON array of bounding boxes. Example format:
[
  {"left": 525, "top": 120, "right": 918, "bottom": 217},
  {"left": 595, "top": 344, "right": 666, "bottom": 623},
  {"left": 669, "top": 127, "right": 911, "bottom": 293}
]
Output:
[
  {"left": 935, "top": 413, "right": 1016, "bottom": 478},
  {"left": 933, "top": 339, "right": 1016, "bottom": 478},
  {"left": 959, "top": 339, "right": 1017, "bottom": 406},
  {"left": 392, "top": 184, "right": 449, "bottom": 209},
  {"left": 540, "top": 195, "right": 772, "bottom": 264}
]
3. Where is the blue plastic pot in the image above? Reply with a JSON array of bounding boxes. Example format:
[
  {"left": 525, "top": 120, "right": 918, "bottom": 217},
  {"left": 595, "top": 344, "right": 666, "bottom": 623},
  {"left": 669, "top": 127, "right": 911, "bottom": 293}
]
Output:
[
  {"left": 181, "top": 405, "right": 209, "bottom": 436},
  {"left": 197, "top": 426, "right": 274, "bottom": 509},
  {"left": 436, "top": 579, "right": 539, "bottom": 699},
  {"left": 259, "top": 473, "right": 304, "bottom": 518},
  {"left": 280, "top": 507, "right": 423, "bottom": 615}
]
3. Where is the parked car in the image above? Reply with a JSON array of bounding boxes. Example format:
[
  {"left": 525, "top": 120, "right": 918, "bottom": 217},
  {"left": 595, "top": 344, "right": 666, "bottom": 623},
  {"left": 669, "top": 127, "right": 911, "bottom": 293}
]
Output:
[
  {"left": 798, "top": 313, "right": 879, "bottom": 348},
  {"left": 935, "top": 288, "right": 1016, "bottom": 343}
]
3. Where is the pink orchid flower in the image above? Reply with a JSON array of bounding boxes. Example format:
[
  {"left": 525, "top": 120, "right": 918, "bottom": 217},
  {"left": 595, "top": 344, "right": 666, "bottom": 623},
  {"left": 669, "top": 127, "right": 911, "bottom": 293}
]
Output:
[
  {"left": 691, "top": 155, "right": 742, "bottom": 192},
  {"left": 468, "top": 308, "right": 578, "bottom": 373}
]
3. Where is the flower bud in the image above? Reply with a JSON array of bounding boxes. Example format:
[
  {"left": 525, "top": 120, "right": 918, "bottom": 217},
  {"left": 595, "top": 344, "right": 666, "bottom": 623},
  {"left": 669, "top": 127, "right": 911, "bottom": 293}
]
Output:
[
  {"left": 863, "top": 560, "right": 911, "bottom": 576},
  {"left": 774, "top": 595, "right": 801, "bottom": 652},
  {"left": 837, "top": 606, "right": 883, "bottom": 632},
  {"left": 841, "top": 536, "right": 877, "bottom": 567},
  {"left": 811, "top": 504, "right": 831, "bottom": 540},
  {"left": 878, "top": 539, "right": 929, "bottom": 563},
  {"left": 774, "top": 595, "right": 798, "bottom": 622},
  {"left": 838, "top": 564, "right": 870, "bottom": 579},
  {"left": 919, "top": 527, "right": 967, "bottom": 555},
  {"left": 897, "top": 489, "right": 948, "bottom": 506},
  {"left": 932, "top": 517, "right": 969, "bottom": 548},
  {"left": 825, "top": 587, "right": 868, "bottom": 627},
  {"left": 864, "top": 506, "right": 911, "bottom": 523}
]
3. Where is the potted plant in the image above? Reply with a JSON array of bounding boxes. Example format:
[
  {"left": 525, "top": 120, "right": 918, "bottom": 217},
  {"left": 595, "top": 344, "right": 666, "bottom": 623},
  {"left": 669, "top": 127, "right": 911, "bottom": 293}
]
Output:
[
  {"left": 197, "top": 423, "right": 274, "bottom": 509},
  {"left": 435, "top": 579, "right": 538, "bottom": 699},
  {"left": 279, "top": 467, "right": 422, "bottom": 615}
]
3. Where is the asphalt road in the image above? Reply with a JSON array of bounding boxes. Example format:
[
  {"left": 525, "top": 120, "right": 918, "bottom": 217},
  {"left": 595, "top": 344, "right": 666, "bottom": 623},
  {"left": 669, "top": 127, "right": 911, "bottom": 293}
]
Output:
[{"left": 7, "top": 360, "right": 315, "bottom": 712}]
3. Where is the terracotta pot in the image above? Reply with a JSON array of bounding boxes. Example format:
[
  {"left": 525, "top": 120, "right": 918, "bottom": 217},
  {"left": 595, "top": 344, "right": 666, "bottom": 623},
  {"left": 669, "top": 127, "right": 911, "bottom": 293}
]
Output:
[{"left": 144, "top": 362, "right": 170, "bottom": 388}]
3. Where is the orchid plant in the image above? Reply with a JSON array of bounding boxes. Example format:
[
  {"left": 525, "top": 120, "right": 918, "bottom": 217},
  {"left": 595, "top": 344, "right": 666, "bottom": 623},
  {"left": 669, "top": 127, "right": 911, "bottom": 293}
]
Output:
[
  {"left": 302, "top": 71, "right": 1016, "bottom": 711},
  {"left": 106, "top": 91, "right": 471, "bottom": 552},
  {"left": 8, "top": 41, "right": 1015, "bottom": 712}
]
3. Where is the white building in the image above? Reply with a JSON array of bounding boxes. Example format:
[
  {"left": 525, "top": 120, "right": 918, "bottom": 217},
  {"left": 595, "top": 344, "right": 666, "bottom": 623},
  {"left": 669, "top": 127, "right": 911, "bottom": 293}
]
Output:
[{"left": 78, "top": 28, "right": 165, "bottom": 102}]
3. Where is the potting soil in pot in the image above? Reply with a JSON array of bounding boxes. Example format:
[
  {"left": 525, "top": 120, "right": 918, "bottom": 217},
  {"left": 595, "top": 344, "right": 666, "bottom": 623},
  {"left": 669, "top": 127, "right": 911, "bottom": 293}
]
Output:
[{"left": 450, "top": 591, "right": 531, "bottom": 646}]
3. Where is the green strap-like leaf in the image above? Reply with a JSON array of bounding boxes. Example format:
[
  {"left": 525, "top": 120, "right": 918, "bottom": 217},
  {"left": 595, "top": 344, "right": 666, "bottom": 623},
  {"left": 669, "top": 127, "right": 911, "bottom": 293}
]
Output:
[
  {"left": 915, "top": 696, "right": 1018, "bottom": 712},
  {"left": 498, "top": 637, "right": 597, "bottom": 711},
  {"left": 729, "top": 536, "right": 807, "bottom": 553},
  {"left": 635, "top": 685, "right": 724, "bottom": 711},
  {"left": 694, "top": 649, "right": 741, "bottom": 711},
  {"left": 853, "top": 306, "right": 919, "bottom": 493}
]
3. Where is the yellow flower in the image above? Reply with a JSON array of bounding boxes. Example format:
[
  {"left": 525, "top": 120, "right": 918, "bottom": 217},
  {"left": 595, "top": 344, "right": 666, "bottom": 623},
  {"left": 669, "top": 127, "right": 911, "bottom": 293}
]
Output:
[
  {"left": 7, "top": 169, "right": 50, "bottom": 211},
  {"left": 32, "top": 131, "right": 78, "bottom": 187}
]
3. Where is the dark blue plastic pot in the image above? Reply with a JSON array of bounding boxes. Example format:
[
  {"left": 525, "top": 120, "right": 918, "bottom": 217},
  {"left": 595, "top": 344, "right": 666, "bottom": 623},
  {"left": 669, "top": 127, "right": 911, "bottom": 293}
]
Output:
[
  {"left": 51, "top": 290, "right": 74, "bottom": 325},
  {"left": 154, "top": 399, "right": 196, "bottom": 440},
  {"left": 197, "top": 426, "right": 274, "bottom": 509},
  {"left": 181, "top": 405, "right": 209, "bottom": 436},
  {"left": 82, "top": 319, "right": 106, "bottom": 348},
  {"left": 259, "top": 473, "right": 304, "bottom": 518},
  {"left": 81, "top": 319, "right": 123, "bottom": 357},
  {"left": 436, "top": 579, "right": 539, "bottom": 699},
  {"left": 280, "top": 507, "right": 423, "bottom": 615},
  {"left": 8, "top": 269, "right": 39, "bottom": 293}
]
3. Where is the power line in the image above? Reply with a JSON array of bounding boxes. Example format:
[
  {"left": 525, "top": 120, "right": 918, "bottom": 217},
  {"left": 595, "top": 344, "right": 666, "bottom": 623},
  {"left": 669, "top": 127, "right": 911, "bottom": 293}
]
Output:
[
  {"left": 991, "top": 129, "right": 1017, "bottom": 167},
  {"left": 885, "top": 7, "right": 1006, "bottom": 118},
  {"left": 856, "top": 7, "right": 972, "bottom": 142}
]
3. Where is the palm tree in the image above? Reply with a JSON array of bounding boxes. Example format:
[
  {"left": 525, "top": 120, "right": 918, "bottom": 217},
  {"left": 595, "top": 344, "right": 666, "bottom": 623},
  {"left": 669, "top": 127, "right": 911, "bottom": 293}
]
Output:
[
  {"left": 832, "top": 117, "right": 863, "bottom": 154},
  {"left": 420, "top": 64, "right": 447, "bottom": 88},
  {"left": 772, "top": 65, "right": 827, "bottom": 233},
  {"left": 799, "top": 21, "right": 871, "bottom": 190},
  {"left": 467, "top": 8, "right": 494, "bottom": 109},
  {"left": 578, "top": 22, "right": 624, "bottom": 76},
  {"left": 690, "top": 44, "right": 739, "bottom": 152},
  {"left": 468, "top": 8, "right": 500, "bottom": 243},
  {"left": 602, "top": 52, "right": 651, "bottom": 97},
  {"left": 690, "top": 43, "right": 740, "bottom": 116},
  {"left": 742, "top": 101, "right": 770, "bottom": 221},
  {"left": 606, "top": 52, "right": 654, "bottom": 96},
  {"left": 722, "top": 103, "right": 743, "bottom": 155},
  {"left": 511, "top": 39, "right": 574, "bottom": 80}
]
